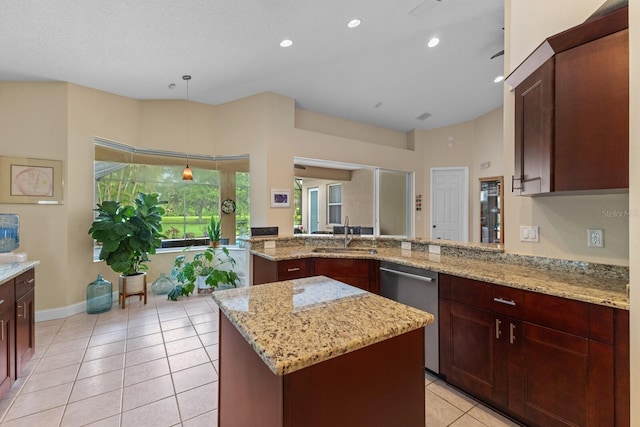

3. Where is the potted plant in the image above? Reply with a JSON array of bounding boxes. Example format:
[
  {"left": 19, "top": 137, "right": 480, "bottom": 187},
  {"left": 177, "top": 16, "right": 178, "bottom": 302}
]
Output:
[
  {"left": 170, "top": 246, "right": 239, "bottom": 299},
  {"left": 88, "top": 192, "right": 167, "bottom": 306},
  {"left": 207, "top": 215, "right": 222, "bottom": 247}
]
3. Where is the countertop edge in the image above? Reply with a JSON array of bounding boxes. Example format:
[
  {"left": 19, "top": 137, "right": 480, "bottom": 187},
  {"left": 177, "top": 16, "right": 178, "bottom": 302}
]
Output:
[
  {"left": 250, "top": 248, "right": 629, "bottom": 310},
  {"left": 213, "top": 277, "right": 435, "bottom": 376},
  {"left": 0, "top": 261, "right": 40, "bottom": 284}
]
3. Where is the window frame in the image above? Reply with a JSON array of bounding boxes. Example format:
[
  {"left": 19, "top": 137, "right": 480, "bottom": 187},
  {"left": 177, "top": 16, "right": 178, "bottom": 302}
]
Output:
[{"left": 327, "top": 183, "right": 342, "bottom": 225}]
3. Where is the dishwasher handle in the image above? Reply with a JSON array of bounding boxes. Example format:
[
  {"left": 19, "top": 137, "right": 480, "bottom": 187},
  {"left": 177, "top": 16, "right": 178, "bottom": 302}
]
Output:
[{"left": 379, "top": 267, "right": 434, "bottom": 283}]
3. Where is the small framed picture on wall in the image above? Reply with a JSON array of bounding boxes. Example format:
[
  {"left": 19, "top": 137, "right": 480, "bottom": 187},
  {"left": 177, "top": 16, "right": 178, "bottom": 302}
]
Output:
[{"left": 270, "top": 189, "right": 290, "bottom": 208}]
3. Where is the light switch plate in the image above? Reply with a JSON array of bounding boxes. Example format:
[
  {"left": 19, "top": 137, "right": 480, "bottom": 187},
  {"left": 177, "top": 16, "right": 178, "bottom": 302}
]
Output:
[
  {"left": 587, "top": 229, "right": 604, "bottom": 248},
  {"left": 519, "top": 226, "right": 539, "bottom": 242},
  {"left": 264, "top": 240, "right": 276, "bottom": 249},
  {"left": 428, "top": 244, "right": 441, "bottom": 254},
  {"left": 401, "top": 241, "right": 411, "bottom": 250}
]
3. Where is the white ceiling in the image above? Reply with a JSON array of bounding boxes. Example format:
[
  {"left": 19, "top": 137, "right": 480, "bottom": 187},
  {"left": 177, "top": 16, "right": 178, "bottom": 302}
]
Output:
[{"left": 0, "top": 0, "right": 504, "bottom": 132}]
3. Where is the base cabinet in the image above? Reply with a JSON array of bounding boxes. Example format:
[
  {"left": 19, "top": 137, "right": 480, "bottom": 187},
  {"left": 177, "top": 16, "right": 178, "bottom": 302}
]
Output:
[
  {"left": 0, "top": 267, "right": 35, "bottom": 400},
  {"left": 0, "top": 307, "right": 15, "bottom": 398},
  {"left": 252, "top": 255, "right": 379, "bottom": 294},
  {"left": 439, "top": 274, "right": 627, "bottom": 427},
  {"left": 15, "top": 290, "right": 34, "bottom": 377}
]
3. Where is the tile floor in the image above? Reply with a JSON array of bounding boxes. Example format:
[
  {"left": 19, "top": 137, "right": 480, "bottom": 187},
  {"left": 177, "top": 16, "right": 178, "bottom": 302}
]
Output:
[{"left": 0, "top": 291, "right": 521, "bottom": 427}]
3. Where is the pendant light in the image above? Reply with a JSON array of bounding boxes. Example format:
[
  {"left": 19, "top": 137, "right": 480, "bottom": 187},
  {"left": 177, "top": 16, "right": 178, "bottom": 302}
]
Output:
[{"left": 182, "top": 75, "right": 194, "bottom": 181}]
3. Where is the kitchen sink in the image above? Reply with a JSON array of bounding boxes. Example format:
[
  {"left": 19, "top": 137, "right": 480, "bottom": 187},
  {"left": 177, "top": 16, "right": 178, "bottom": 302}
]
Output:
[{"left": 311, "top": 247, "right": 378, "bottom": 255}]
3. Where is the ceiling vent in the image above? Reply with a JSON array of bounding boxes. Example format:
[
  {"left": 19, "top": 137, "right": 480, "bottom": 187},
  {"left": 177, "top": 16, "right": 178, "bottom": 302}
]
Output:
[{"left": 416, "top": 112, "right": 433, "bottom": 121}]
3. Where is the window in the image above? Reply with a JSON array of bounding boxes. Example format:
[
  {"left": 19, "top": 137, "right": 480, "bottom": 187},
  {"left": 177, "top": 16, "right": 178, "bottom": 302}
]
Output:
[
  {"left": 327, "top": 183, "right": 342, "bottom": 224},
  {"left": 94, "top": 139, "right": 250, "bottom": 248}
]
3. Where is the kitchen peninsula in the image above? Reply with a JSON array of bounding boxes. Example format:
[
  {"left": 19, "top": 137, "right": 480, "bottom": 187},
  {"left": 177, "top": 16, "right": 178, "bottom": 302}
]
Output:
[{"left": 212, "top": 275, "right": 434, "bottom": 427}]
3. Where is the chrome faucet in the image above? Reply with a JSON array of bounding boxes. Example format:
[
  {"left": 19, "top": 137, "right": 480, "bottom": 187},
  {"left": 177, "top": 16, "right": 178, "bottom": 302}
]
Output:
[{"left": 344, "top": 216, "right": 353, "bottom": 248}]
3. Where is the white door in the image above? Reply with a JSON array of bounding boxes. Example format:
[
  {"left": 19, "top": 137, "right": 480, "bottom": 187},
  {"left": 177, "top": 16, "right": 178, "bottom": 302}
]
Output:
[
  {"left": 308, "top": 188, "right": 319, "bottom": 233},
  {"left": 430, "top": 168, "right": 468, "bottom": 241}
]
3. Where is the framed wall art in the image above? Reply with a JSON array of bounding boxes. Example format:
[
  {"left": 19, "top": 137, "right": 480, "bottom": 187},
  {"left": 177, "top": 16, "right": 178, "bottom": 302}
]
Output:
[
  {"left": 0, "top": 156, "right": 64, "bottom": 204},
  {"left": 270, "top": 189, "right": 290, "bottom": 208}
]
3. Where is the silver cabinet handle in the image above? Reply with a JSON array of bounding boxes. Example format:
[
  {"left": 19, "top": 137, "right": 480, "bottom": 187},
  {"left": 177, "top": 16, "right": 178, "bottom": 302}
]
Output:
[
  {"left": 0, "top": 299, "right": 4, "bottom": 305},
  {"left": 510, "top": 323, "right": 516, "bottom": 344},
  {"left": 27, "top": 278, "right": 35, "bottom": 284},
  {"left": 493, "top": 297, "right": 516, "bottom": 306},
  {"left": 379, "top": 267, "right": 434, "bottom": 283},
  {"left": 287, "top": 267, "right": 301, "bottom": 272},
  {"left": 17, "top": 304, "right": 23, "bottom": 318},
  {"left": 495, "top": 319, "right": 501, "bottom": 340}
]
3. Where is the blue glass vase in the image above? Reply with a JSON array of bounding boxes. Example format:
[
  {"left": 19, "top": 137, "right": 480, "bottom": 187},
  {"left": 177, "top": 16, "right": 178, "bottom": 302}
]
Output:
[{"left": 87, "top": 274, "right": 113, "bottom": 314}]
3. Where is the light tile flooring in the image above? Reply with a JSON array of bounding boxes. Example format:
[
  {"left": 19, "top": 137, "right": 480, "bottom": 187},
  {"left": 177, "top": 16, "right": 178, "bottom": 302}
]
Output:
[{"left": 0, "top": 291, "right": 521, "bottom": 427}]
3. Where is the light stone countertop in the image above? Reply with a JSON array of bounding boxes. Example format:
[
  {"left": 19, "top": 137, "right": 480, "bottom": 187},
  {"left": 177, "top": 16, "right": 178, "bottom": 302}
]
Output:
[
  {"left": 0, "top": 261, "right": 39, "bottom": 284},
  {"left": 212, "top": 275, "right": 435, "bottom": 376},
  {"left": 251, "top": 246, "right": 630, "bottom": 310}
]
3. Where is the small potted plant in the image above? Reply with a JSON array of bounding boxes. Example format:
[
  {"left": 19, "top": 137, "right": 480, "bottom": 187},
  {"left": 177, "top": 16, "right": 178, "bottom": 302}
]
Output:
[
  {"left": 207, "top": 216, "right": 222, "bottom": 247},
  {"left": 88, "top": 192, "right": 167, "bottom": 307},
  {"left": 170, "top": 246, "right": 239, "bottom": 300}
]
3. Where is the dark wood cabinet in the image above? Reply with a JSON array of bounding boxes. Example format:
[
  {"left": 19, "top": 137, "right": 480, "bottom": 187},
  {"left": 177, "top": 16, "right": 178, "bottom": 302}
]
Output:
[
  {"left": 0, "top": 278, "right": 15, "bottom": 398},
  {"left": 513, "top": 58, "right": 555, "bottom": 195},
  {"left": 554, "top": 29, "right": 629, "bottom": 191},
  {"left": 252, "top": 255, "right": 379, "bottom": 294},
  {"left": 509, "top": 6, "right": 628, "bottom": 195},
  {"left": 314, "top": 258, "right": 379, "bottom": 294},
  {"left": 440, "top": 274, "right": 627, "bottom": 426},
  {"left": 0, "top": 267, "right": 36, "bottom": 400},
  {"left": 253, "top": 256, "right": 314, "bottom": 285}
]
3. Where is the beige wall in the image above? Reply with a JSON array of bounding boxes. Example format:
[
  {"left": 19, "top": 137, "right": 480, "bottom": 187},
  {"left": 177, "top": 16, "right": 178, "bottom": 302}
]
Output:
[
  {"left": 414, "top": 107, "right": 504, "bottom": 242},
  {"left": 301, "top": 169, "right": 374, "bottom": 232},
  {"left": 0, "top": 83, "right": 421, "bottom": 313}
]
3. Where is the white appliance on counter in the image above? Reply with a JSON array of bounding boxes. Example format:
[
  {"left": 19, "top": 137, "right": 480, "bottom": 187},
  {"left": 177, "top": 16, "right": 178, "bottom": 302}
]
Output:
[{"left": 380, "top": 261, "right": 439, "bottom": 374}]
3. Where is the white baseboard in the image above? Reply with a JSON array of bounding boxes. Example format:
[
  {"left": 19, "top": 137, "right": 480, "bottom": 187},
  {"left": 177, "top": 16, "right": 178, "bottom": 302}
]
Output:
[{"left": 35, "top": 292, "right": 119, "bottom": 322}]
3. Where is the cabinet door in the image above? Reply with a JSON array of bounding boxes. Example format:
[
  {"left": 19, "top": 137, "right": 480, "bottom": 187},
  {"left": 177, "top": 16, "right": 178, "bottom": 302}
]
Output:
[
  {"left": 16, "top": 290, "right": 34, "bottom": 378},
  {"left": 514, "top": 58, "right": 555, "bottom": 195},
  {"left": 0, "top": 308, "right": 14, "bottom": 397},
  {"left": 555, "top": 30, "right": 629, "bottom": 191},
  {"left": 508, "top": 321, "right": 614, "bottom": 427},
  {"left": 315, "top": 258, "right": 378, "bottom": 293},
  {"left": 439, "top": 299, "right": 508, "bottom": 408}
]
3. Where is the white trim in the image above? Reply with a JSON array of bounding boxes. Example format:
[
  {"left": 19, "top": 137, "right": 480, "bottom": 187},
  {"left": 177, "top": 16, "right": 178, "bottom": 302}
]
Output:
[
  {"left": 35, "top": 292, "right": 119, "bottom": 322},
  {"left": 430, "top": 167, "right": 469, "bottom": 242}
]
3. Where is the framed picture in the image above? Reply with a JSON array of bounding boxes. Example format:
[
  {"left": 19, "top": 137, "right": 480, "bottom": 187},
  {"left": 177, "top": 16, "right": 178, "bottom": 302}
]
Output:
[
  {"left": 270, "top": 189, "right": 291, "bottom": 208},
  {"left": 0, "top": 156, "right": 64, "bottom": 204}
]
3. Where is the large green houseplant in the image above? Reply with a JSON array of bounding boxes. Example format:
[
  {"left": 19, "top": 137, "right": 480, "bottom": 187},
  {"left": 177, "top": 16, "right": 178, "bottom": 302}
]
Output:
[
  {"left": 88, "top": 192, "right": 167, "bottom": 280},
  {"left": 169, "top": 246, "right": 239, "bottom": 300}
]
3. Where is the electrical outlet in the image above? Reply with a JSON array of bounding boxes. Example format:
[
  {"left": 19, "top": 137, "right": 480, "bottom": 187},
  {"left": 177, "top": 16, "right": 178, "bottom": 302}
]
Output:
[
  {"left": 401, "top": 241, "right": 412, "bottom": 250},
  {"left": 519, "top": 226, "right": 539, "bottom": 242},
  {"left": 587, "top": 229, "right": 604, "bottom": 248}
]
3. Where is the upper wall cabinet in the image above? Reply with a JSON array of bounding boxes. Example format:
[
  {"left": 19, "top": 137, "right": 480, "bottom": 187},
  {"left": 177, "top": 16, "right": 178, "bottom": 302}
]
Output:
[{"left": 507, "top": 6, "right": 629, "bottom": 196}]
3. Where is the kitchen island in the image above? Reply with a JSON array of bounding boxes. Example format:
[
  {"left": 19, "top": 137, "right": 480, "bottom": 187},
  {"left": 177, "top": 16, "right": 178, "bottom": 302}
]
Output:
[{"left": 212, "top": 275, "right": 434, "bottom": 427}]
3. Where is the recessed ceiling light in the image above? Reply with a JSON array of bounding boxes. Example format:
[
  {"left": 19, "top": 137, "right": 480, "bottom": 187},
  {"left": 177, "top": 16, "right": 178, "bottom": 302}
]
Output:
[
  {"left": 427, "top": 37, "right": 440, "bottom": 48},
  {"left": 347, "top": 19, "right": 361, "bottom": 28},
  {"left": 493, "top": 75, "right": 504, "bottom": 83},
  {"left": 280, "top": 39, "right": 293, "bottom": 48}
]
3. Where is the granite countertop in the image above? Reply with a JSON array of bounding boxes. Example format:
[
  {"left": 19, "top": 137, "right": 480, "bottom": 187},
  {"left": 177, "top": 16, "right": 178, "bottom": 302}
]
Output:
[
  {"left": 212, "top": 275, "right": 435, "bottom": 376},
  {"left": 251, "top": 246, "right": 630, "bottom": 310},
  {"left": 0, "top": 261, "right": 40, "bottom": 284}
]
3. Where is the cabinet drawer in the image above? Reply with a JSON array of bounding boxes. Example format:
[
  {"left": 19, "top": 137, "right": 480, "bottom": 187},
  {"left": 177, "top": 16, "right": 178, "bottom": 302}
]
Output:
[
  {"left": 0, "top": 281, "right": 15, "bottom": 314},
  {"left": 490, "top": 285, "right": 524, "bottom": 317},
  {"left": 278, "top": 259, "right": 312, "bottom": 280},
  {"left": 448, "top": 276, "right": 492, "bottom": 311},
  {"left": 315, "top": 258, "right": 370, "bottom": 277},
  {"left": 523, "top": 292, "right": 589, "bottom": 338},
  {"left": 15, "top": 269, "right": 35, "bottom": 300}
]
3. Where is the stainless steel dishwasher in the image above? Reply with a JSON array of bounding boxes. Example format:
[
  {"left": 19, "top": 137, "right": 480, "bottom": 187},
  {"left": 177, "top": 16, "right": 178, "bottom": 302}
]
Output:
[{"left": 379, "top": 261, "right": 439, "bottom": 373}]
